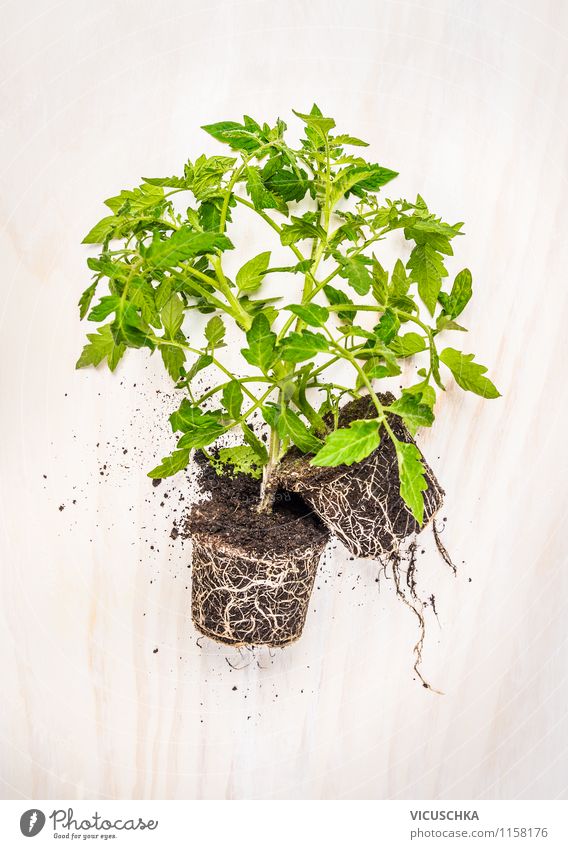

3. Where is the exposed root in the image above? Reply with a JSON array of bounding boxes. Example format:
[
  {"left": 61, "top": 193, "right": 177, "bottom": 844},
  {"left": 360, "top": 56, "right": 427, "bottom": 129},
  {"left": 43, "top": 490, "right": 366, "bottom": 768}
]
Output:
[
  {"left": 405, "top": 539, "right": 418, "bottom": 601},
  {"left": 433, "top": 519, "right": 457, "bottom": 575},
  {"left": 279, "top": 395, "right": 444, "bottom": 560},
  {"left": 388, "top": 548, "right": 444, "bottom": 695},
  {"left": 191, "top": 535, "right": 327, "bottom": 647}
]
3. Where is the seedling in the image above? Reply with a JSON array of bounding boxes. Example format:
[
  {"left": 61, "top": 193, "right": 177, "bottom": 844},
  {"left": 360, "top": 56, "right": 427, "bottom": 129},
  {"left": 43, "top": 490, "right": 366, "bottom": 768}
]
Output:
[{"left": 78, "top": 105, "right": 499, "bottom": 526}]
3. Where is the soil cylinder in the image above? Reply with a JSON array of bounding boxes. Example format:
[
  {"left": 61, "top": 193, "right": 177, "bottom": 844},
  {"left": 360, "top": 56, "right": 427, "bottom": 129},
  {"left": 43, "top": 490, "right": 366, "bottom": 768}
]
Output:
[
  {"left": 278, "top": 394, "right": 444, "bottom": 561},
  {"left": 186, "top": 461, "right": 329, "bottom": 647}
]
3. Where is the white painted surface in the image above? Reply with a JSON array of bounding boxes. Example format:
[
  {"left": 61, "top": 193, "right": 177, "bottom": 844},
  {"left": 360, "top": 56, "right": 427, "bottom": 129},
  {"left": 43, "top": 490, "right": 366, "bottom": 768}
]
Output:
[{"left": 1, "top": 0, "right": 567, "bottom": 800}]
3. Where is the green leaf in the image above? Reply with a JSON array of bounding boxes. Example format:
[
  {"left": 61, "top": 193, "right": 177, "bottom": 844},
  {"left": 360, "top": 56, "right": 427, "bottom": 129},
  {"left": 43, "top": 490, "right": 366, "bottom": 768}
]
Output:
[
  {"left": 374, "top": 309, "right": 400, "bottom": 344},
  {"left": 394, "top": 440, "right": 427, "bottom": 524},
  {"left": 201, "top": 120, "right": 264, "bottom": 154},
  {"left": 439, "top": 348, "right": 500, "bottom": 398},
  {"left": 287, "top": 303, "right": 329, "bottom": 327},
  {"left": 241, "top": 423, "right": 269, "bottom": 462},
  {"left": 438, "top": 268, "right": 472, "bottom": 319},
  {"left": 78, "top": 281, "right": 99, "bottom": 319},
  {"left": 391, "top": 258, "right": 409, "bottom": 296},
  {"left": 236, "top": 251, "right": 271, "bottom": 293},
  {"left": 185, "top": 353, "right": 213, "bottom": 382},
  {"left": 347, "top": 164, "right": 398, "bottom": 197},
  {"left": 280, "top": 214, "right": 325, "bottom": 246},
  {"left": 312, "top": 419, "right": 381, "bottom": 467},
  {"left": 323, "top": 284, "right": 354, "bottom": 321},
  {"left": 240, "top": 313, "right": 277, "bottom": 371},
  {"left": 104, "top": 183, "right": 165, "bottom": 215},
  {"left": 280, "top": 330, "right": 328, "bottom": 363},
  {"left": 407, "top": 242, "right": 448, "bottom": 315},
  {"left": 160, "top": 344, "right": 185, "bottom": 380},
  {"left": 111, "top": 302, "right": 153, "bottom": 349},
  {"left": 209, "top": 445, "right": 264, "bottom": 479},
  {"left": 245, "top": 167, "right": 287, "bottom": 215},
  {"left": 388, "top": 394, "right": 434, "bottom": 435},
  {"left": 88, "top": 295, "right": 119, "bottom": 322},
  {"left": 281, "top": 408, "right": 322, "bottom": 454},
  {"left": 338, "top": 255, "right": 372, "bottom": 296},
  {"left": 82, "top": 215, "right": 117, "bottom": 244},
  {"left": 75, "top": 324, "right": 125, "bottom": 371},
  {"left": 205, "top": 315, "right": 226, "bottom": 349},
  {"left": 264, "top": 166, "right": 310, "bottom": 202},
  {"left": 332, "top": 134, "right": 369, "bottom": 147},
  {"left": 170, "top": 400, "right": 223, "bottom": 433},
  {"left": 222, "top": 380, "right": 243, "bottom": 420},
  {"left": 146, "top": 227, "right": 233, "bottom": 268},
  {"left": 293, "top": 107, "right": 335, "bottom": 136},
  {"left": 129, "top": 278, "right": 160, "bottom": 327},
  {"left": 148, "top": 448, "right": 190, "bottom": 479},
  {"left": 160, "top": 293, "right": 184, "bottom": 337},
  {"left": 389, "top": 332, "right": 427, "bottom": 358}
]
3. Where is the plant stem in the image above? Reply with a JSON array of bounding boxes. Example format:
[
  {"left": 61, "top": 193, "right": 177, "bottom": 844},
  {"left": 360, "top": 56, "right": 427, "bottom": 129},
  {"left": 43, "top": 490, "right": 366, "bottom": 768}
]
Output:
[{"left": 257, "top": 424, "right": 281, "bottom": 514}]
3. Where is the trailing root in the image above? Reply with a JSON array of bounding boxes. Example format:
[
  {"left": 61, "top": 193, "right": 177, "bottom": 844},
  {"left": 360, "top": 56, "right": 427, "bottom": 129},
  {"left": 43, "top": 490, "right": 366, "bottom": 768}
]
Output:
[{"left": 191, "top": 535, "right": 327, "bottom": 647}]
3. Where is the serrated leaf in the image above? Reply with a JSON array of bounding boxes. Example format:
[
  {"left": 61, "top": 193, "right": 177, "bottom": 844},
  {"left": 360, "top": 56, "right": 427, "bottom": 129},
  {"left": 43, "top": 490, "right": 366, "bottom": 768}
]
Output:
[
  {"left": 201, "top": 120, "right": 264, "bottom": 154},
  {"left": 324, "top": 284, "right": 355, "bottom": 321},
  {"left": 391, "top": 258, "right": 409, "bottom": 296},
  {"left": 236, "top": 251, "right": 271, "bottom": 293},
  {"left": 338, "top": 255, "right": 372, "bottom": 296},
  {"left": 407, "top": 242, "right": 448, "bottom": 315},
  {"left": 82, "top": 215, "right": 117, "bottom": 244},
  {"left": 264, "top": 167, "right": 310, "bottom": 202},
  {"left": 394, "top": 439, "right": 427, "bottom": 524},
  {"left": 160, "top": 293, "right": 184, "bottom": 337},
  {"left": 245, "top": 166, "right": 288, "bottom": 215},
  {"left": 88, "top": 295, "right": 119, "bottom": 322},
  {"left": 439, "top": 348, "right": 500, "bottom": 398},
  {"left": 160, "top": 344, "right": 185, "bottom": 380},
  {"left": 185, "top": 354, "right": 213, "bottom": 382},
  {"left": 280, "top": 214, "right": 325, "bottom": 246},
  {"left": 389, "top": 332, "right": 427, "bottom": 358},
  {"left": 222, "top": 380, "right": 243, "bottom": 420},
  {"left": 209, "top": 445, "right": 263, "bottom": 479},
  {"left": 75, "top": 324, "right": 125, "bottom": 371},
  {"left": 281, "top": 408, "right": 322, "bottom": 454},
  {"left": 204, "top": 315, "right": 226, "bottom": 349},
  {"left": 332, "top": 134, "right": 369, "bottom": 147},
  {"left": 111, "top": 302, "right": 153, "bottom": 349},
  {"left": 287, "top": 303, "right": 329, "bottom": 327},
  {"left": 148, "top": 448, "right": 190, "bottom": 479},
  {"left": 240, "top": 313, "right": 277, "bottom": 371},
  {"left": 438, "top": 268, "right": 472, "bottom": 319},
  {"left": 279, "top": 330, "right": 328, "bottom": 363},
  {"left": 347, "top": 164, "right": 399, "bottom": 197},
  {"left": 388, "top": 394, "right": 434, "bottom": 435},
  {"left": 146, "top": 227, "right": 233, "bottom": 268},
  {"left": 293, "top": 108, "right": 335, "bottom": 136},
  {"left": 374, "top": 309, "right": 400, "bottom": 344},
  {"left": 170, "top": 400, "right": 223, "bottom": 433},
  {"left": 311, "top": 419, "right": 381, "bottom": 467},
  {"left": 78, "top": 280, "right": 99, "bottom": 319},
  {"left": 241, "top": 423, "right": 269, "bottom": 462}
]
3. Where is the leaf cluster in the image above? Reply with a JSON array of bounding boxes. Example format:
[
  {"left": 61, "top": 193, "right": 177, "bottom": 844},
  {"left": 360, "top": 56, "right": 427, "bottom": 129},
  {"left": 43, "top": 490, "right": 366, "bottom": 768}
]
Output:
[{"left": 77, "top": 105, "right": 499, "bottom": 523}]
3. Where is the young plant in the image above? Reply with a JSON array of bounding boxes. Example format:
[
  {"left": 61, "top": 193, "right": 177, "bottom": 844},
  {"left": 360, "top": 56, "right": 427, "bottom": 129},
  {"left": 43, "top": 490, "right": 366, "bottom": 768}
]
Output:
[{"left": 77, "top": 105, "right": 499, "bottom": 524}]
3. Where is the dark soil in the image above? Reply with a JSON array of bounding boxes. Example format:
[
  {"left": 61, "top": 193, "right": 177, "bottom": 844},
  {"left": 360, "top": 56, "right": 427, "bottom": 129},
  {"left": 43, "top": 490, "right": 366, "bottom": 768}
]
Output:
[{"left": 184, "top": 451, "right": 328, "bottom": 556}]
